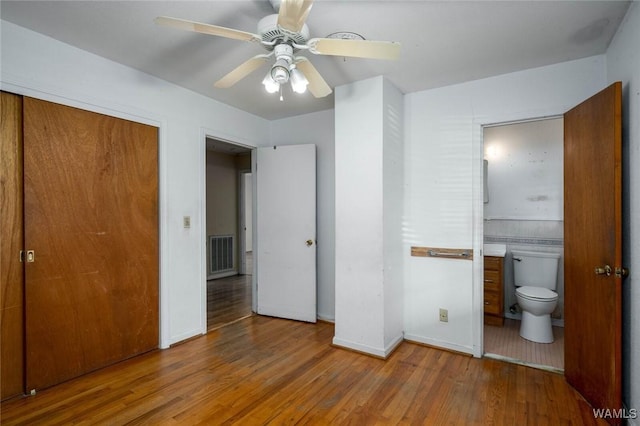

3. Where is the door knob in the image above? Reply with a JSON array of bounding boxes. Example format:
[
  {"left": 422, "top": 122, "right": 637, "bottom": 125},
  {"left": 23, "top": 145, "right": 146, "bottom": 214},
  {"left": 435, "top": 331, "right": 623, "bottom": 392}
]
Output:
[
  {"left": 594, "top": 265, "right": 612, "bottom": 276},
  {"left": 306, "top": 239, "right": 314, "bottom": 247}
]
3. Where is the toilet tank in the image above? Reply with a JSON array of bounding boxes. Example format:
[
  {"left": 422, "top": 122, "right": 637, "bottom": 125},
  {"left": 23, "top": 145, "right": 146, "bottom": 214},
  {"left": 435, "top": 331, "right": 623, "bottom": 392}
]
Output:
[{"left": 511, "top": 250, "right": 560, "bottom": 290}]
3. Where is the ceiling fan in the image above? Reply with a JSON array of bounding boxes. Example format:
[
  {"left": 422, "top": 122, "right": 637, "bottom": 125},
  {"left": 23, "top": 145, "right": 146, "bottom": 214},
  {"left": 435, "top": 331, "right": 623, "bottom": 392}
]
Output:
[{"left": 155, "top": 0, "right": 400, "bottom": 99}]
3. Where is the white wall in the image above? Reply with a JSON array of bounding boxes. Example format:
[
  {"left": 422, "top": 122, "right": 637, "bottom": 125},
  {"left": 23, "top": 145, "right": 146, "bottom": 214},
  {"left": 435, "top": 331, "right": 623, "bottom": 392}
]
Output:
[
  {"left": 333, "top": 76, "right": 404, "bottom": 357},
  {"left": 606, "top": 2, "right": 640, "bottom": 421},
  {"left": 404, "top": 55, "right": 607, "bottom": 354},
  {"left": 0, "top": 20, "right": 270, "bottom": 347},
  {"left": 206, "top": 151, "right": 238, "bottom": 272},
  {"left": 484, "top": 118, "right": 564, "bottom": 220},
  {"left": 270, "top": 109, "right": 335, "bottom": 321},
  {"left": 206, "top": 150, "right": 240, "bottom": 275}
]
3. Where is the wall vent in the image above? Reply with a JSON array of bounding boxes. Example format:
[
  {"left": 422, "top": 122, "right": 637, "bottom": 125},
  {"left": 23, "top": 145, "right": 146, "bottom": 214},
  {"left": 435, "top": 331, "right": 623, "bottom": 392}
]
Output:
[{"left": 209, "top": 235, "right": 234, "bottom": 274}]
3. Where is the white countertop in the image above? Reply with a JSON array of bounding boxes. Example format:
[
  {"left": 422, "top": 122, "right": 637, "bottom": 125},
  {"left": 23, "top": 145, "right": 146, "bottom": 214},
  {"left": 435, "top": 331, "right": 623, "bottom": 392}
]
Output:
[{"left": 484, "top": 243, "right": 506, "bottom": 257}]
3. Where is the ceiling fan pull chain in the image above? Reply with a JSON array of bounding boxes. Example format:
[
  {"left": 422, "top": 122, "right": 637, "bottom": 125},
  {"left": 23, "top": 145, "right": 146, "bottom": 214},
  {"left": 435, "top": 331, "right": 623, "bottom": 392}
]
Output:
[{"left": 279, "top": 85, "right": 284, "bottom": 102}]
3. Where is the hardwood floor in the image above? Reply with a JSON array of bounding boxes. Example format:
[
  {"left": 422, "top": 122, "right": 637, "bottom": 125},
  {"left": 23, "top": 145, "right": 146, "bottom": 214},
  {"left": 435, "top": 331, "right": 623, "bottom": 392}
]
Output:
[
  {"left": 484, "top": 318, "right": 564, "bottom": 371},
  {"left": 0, "top": 316, "right": 605, "bottom": 425},
  {"left": 207, "top": 274, "right": 253, "bottom": 332}
]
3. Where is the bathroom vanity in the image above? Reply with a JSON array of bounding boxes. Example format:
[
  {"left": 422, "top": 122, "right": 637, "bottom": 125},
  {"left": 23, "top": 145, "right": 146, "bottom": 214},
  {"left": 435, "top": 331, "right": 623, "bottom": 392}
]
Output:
[{"left": 483, "top": 244, "right": 506, "bottom": 326}]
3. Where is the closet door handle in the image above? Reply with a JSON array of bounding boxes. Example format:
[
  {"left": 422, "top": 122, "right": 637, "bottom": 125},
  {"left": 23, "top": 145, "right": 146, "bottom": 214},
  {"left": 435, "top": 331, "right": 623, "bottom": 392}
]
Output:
[{"left": 595, "top": 265, "right": 612, "bottom": 276}]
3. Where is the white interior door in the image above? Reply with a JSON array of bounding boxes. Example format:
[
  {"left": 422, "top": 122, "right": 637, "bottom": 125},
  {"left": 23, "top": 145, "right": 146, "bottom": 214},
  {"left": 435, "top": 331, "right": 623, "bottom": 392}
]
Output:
[{"left": 256, "top": 144, "right": 316, "bottom": 322}]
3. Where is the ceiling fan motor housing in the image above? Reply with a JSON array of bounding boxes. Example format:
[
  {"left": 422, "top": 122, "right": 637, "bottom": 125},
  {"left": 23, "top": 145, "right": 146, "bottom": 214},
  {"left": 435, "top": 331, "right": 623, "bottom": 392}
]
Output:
[{"left": 258, "top": 14, "right": 309, "bottom": 48}]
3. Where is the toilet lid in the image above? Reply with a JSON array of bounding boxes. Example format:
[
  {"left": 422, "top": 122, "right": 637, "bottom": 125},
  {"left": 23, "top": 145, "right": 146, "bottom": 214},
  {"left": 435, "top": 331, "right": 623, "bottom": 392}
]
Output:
[{"left": 516, "top": 286, "right": 558, "bottom": 301}]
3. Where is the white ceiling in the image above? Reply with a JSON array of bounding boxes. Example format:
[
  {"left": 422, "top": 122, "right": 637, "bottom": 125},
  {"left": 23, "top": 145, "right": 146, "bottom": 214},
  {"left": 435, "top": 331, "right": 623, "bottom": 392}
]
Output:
[{"left": 0, "top": 1, "right": 631, "bottom": 120}]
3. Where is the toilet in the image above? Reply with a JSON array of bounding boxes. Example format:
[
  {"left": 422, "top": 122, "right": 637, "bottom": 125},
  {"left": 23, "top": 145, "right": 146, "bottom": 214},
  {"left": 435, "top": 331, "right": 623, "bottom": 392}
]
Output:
[{"left": 512, "top": 250, "right": 560, "bottom": 343}]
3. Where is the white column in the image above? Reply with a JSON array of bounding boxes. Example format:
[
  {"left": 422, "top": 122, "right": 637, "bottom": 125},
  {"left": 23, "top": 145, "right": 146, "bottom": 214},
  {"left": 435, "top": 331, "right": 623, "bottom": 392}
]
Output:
[{"left": 333, "top": 76, "right": 404, "bottom": 357}]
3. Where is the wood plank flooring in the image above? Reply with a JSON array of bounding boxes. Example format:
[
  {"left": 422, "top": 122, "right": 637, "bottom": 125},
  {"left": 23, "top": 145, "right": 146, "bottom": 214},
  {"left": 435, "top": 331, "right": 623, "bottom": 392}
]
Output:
[
  {"left": 484, "top": 319, "right": 564, "bottom": 371},
  {"left": 0, "top": 316, "right": 605, "bottom": 425}
]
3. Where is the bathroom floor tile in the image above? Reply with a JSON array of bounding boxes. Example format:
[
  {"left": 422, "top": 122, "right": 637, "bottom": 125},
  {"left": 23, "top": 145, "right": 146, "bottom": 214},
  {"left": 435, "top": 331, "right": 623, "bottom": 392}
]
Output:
[{"left": 484, "top": 318, "right": 564, "bottom": 370}]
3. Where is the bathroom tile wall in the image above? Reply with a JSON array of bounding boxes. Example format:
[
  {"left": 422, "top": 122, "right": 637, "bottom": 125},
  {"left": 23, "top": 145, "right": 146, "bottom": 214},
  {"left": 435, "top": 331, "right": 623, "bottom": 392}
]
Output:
[{"left": 484, "top": 219, "right": 564, "bottom": 324}]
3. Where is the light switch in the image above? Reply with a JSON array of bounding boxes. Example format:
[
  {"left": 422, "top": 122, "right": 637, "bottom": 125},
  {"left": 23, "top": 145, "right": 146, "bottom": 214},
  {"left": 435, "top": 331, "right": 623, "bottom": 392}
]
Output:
[
  {"left": 183, "top": 216, "right": 191, "bottom": 229},
  {"left": 439, "top": 308, "right": 448, "bottom": 323}
]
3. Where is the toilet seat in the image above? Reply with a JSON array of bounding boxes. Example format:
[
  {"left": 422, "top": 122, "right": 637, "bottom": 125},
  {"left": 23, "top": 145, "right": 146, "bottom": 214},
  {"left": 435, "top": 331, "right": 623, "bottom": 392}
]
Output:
[{"left": 516, "top": 286, "right": 558, "bottom": 301}]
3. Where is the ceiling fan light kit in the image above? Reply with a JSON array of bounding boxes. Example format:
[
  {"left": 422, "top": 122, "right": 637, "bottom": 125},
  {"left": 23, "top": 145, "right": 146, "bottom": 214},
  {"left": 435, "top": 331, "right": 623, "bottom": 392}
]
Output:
[
  {"left": 262, "top": 44, "right": 309, "bottom": 96},
  {"left": 262, "top": 73, "right": 280, "bottom": 94},
  {"left": 289, "top": 66, "right": 309, "bottom": 94},
  {"left": 155, "top": 0, "right": 400, "bottom": 100}
]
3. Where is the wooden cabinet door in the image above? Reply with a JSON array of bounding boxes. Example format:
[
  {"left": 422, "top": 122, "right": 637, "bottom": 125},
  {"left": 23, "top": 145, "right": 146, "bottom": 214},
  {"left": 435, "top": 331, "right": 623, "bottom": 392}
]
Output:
[{"left": 23, "top": 98, "right": 159, "bottom": 391}]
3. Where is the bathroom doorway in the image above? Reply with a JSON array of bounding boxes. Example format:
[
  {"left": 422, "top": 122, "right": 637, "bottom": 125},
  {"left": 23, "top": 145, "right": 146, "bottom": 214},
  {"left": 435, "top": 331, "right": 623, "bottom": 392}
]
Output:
[{"left": 482, "top": 117, "right": 564, "bottom": 372}]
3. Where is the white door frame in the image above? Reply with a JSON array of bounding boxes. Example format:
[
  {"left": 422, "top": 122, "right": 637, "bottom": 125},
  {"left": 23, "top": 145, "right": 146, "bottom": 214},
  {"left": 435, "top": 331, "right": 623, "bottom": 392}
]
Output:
[{"left": 237, "top": 169, "right": 252, "bottom": 275}]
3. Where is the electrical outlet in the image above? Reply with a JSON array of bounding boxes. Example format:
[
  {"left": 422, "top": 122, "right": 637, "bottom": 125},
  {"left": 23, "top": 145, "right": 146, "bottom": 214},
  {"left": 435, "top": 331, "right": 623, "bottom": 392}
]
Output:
[{"left": 439, "top": 308, "right": 448, "bottom": 322}]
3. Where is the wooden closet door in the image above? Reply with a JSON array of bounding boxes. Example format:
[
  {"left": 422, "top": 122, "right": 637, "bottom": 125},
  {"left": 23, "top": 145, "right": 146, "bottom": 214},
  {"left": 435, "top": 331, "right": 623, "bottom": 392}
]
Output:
[
  {"left": 23, "top": 98, "right": 159, "bottom": 391},
  {"left": 1, "top": 92, "right": 25, "bottom": 400}
]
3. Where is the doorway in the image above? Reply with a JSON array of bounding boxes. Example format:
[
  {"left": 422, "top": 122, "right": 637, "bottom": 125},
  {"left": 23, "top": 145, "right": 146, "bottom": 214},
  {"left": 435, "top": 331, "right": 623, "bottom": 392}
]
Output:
[
  {"left": 202, "top": 141, "right": 318, "bottom": 330},
  {"left": 204, "top": 137, "right": 254, "bottom": 331},
  {"left": 481, "top": 117, "right": 565, "bottom": 371}
]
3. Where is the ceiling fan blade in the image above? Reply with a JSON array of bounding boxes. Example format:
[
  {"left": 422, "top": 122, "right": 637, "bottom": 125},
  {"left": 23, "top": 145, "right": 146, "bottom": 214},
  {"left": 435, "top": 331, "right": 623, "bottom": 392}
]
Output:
[
  {"left": 277, "top": 0, "right": 314, "bottom": 33},
  {"left": 295, "top": 57, "right": 332, "bottom": 98},
  {"left": 214, "top": 55, "right": 271, "bottom": 89},
  {"left": 308, "top": 38, "right": 401, "bottom": 60},
  {"left": 155, "top": 16, "right": 261, "bottom": 43}
]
